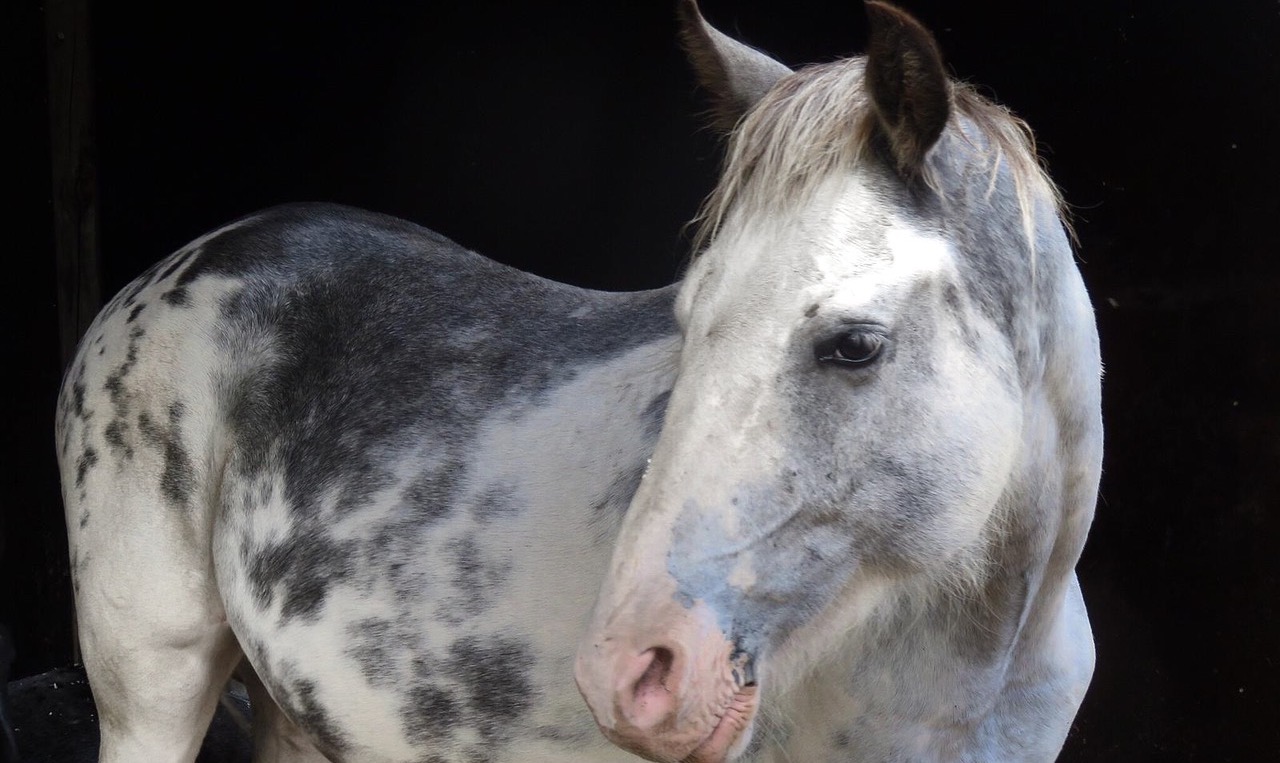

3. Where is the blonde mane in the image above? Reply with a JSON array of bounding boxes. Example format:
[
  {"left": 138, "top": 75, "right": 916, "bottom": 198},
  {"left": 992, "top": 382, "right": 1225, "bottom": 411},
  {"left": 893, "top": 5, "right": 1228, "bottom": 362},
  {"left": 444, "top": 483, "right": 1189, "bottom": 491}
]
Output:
[{"left": 690, "top": 56, "right": 1068, "bottom": 254}]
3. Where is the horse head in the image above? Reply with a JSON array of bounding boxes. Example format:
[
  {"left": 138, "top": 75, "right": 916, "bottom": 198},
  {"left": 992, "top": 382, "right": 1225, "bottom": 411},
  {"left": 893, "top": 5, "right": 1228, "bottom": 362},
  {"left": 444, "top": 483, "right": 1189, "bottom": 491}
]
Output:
[{"left": 576, "top": 2, "right": 1101, "bottom": 761}]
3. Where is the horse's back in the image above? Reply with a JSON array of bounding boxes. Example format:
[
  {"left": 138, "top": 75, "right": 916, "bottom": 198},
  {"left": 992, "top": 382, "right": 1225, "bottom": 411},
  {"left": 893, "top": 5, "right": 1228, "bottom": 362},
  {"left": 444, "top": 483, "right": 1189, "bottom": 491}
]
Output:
[
  {"left": 57, "top": 203, "right": 679, "bottom": 761},
  {"left": 60, "top": 201, "right": 678, "bottom": 522}
]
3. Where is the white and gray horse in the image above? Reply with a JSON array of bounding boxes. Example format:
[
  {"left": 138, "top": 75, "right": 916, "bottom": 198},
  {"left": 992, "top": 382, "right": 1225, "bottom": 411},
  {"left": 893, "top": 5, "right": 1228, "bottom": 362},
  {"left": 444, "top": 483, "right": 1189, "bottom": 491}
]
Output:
[{"left": 56, "top": 2, "right": 1101, "bottom": 761}]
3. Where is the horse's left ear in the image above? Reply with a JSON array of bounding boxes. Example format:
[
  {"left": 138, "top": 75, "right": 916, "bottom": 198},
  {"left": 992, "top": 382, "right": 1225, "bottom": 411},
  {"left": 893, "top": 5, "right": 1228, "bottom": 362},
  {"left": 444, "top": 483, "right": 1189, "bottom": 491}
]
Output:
[
  {"left": 864, "top": 1, "right": 951, "bottom": 176},
  {"left": 678, "top": 0, "right": 792, "bottom": 132}
]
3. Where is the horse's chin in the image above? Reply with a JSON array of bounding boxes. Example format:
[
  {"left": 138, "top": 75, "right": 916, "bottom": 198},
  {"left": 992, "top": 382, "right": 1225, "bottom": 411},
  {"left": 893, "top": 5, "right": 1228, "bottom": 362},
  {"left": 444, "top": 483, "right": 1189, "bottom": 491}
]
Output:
[{"left": 681, "top": 684, "right": 759, "bottom": 763}]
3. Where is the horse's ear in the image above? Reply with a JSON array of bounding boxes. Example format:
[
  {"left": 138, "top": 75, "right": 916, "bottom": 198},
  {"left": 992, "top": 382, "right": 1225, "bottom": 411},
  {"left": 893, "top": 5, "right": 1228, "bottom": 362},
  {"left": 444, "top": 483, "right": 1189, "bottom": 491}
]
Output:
[
  {"left": 864, "top": 1, "right": 951, "bottom": 175},
  {"left": 678, "top": 0, "right": 791, "bottom": 132}
]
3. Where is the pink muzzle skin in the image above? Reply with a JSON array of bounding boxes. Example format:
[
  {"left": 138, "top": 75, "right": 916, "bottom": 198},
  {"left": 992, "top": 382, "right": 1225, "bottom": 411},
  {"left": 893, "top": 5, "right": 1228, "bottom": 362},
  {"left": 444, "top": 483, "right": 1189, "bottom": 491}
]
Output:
[{"left": 574, "top": 599, "right": 760, "bottom": 763}]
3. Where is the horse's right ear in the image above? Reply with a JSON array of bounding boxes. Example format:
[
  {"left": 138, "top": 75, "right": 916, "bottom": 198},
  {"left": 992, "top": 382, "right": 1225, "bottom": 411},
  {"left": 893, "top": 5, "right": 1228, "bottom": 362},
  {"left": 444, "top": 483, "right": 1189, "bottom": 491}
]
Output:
[{"left": 678, "top": 0, "right": 791, "bottom": 132}]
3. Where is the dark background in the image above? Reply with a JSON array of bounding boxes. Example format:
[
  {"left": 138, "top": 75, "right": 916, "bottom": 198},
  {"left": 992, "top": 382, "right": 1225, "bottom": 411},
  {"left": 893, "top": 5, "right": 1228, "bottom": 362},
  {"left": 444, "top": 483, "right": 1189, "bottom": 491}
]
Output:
[{"left": 6, "top": 0, "right": 1278, "bottom": 760}]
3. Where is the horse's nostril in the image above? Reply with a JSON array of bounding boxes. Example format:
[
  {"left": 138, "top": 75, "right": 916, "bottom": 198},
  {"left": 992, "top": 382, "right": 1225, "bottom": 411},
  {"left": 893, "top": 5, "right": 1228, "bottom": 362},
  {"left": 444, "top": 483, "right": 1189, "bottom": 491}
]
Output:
[
  {"left": 635, "top": 646, "right": 675, "bottom": 696},
  {"left": 626, "top": 646, "right": 677, "bottom": 730}
]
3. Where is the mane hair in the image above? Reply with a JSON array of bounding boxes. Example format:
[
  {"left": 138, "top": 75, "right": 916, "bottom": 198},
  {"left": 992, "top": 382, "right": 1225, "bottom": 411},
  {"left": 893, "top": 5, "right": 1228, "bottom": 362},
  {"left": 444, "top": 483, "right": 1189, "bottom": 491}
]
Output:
[{"left": 690, "top": 56, "right": 1069, "bottom": 254}]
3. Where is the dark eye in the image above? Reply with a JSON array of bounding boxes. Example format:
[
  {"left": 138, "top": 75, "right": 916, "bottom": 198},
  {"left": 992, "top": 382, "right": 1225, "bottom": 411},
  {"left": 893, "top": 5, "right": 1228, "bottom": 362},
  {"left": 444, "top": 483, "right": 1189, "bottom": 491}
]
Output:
[{"left": 816, "top": 329, "right": 886, "bottom": 368}]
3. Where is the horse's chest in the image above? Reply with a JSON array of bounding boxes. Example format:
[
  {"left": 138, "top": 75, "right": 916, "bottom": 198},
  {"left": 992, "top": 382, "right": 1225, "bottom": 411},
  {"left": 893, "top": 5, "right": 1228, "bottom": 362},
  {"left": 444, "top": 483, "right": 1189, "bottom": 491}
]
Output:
[{"left": 214, "top": 463, "right": 613, "bottom": 759}]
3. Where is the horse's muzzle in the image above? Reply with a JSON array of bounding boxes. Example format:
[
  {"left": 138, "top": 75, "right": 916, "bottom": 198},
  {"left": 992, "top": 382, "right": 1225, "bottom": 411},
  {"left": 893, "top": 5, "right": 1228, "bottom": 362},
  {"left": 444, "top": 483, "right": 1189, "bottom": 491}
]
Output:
[{"left": 574, "top": 599, "right": 759, "bottom": 762}]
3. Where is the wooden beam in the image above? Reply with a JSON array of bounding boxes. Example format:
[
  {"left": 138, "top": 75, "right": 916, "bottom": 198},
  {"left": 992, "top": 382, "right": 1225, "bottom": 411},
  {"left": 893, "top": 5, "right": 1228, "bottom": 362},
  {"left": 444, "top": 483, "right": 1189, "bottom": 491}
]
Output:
[
  {"left": 46, "top": 0, "right": 101, "bottom": 368},
  {"left": 46, "top": 0, "right": 99, "bottom": 665}
]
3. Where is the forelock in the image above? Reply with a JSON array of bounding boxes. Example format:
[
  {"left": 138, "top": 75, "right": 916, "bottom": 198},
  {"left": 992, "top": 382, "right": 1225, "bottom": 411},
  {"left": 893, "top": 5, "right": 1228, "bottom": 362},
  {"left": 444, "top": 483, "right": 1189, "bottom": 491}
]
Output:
[{"left": 689, "top": 56, "right": 1068, "bottom": 257}]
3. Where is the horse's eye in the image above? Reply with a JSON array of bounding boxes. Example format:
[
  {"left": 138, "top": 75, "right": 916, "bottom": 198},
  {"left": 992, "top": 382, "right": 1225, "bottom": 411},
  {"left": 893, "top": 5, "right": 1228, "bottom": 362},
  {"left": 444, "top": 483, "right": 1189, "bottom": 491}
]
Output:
[{"left": 816, "top": 329, "right": 885, "bottom": 368}]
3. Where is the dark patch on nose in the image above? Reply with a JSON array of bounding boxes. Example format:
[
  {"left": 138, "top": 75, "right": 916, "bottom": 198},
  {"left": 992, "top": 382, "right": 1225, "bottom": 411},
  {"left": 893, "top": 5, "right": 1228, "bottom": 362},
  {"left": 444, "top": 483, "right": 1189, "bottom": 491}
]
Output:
[
  {"left": 804, "top": 302, "right": 820, "bottom": 318},
  {"left": 247, "top": 532, "right": 357, "bottom": 621},
  {"left": 137, "top": 401, "right": 195, "bottom": 508}
]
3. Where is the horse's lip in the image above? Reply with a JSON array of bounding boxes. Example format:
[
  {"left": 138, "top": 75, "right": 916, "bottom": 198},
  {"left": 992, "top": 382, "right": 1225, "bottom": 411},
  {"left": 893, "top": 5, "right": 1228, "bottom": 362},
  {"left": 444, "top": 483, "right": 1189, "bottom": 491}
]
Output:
[{"left": 680, "top": 683, "right": 760, "bottom": 763}]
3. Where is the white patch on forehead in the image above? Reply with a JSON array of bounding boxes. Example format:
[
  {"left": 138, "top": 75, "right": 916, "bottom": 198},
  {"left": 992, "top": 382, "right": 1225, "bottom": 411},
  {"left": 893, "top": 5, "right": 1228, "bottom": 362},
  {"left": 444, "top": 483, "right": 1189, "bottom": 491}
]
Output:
[
  {"left": 686, "top": 167, "right": 958, "bottom": 332},
  {"left": 884, "top": 222, "right": 952, "bottom": 275},
  {"left": 814, "top": 219, "right": 955, "bottom": 313}
]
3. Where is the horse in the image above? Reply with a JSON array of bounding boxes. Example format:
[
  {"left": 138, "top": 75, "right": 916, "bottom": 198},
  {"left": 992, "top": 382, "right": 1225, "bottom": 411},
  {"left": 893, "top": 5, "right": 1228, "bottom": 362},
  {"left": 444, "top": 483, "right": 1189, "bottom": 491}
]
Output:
[{"left": 55, "top": 2, "right": 1101, "bottom": 761}]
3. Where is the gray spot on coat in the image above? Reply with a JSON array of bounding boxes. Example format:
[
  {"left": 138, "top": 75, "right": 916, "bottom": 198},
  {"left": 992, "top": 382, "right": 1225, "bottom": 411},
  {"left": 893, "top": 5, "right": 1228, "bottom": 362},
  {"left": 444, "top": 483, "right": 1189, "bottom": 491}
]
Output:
[
  {"left": 278, "top": 675, "right": 347, "bottom": 756},
  {"left": 401, "top": 635, "right": 537, "bottom": 752},
  {"left": 74, "top": 447, "right": 98, "bottom": 488},
  {"left": 403, "top": 682, "right": 461, "bottom": 745},
  {"left": 103, "top": 418, "right": 132, "bottom": 460},
  {"left": 161, "top": 286, "right": 190, "bottom": 307},
  {"left": 441, "top": 535, "right": 510, "bottom": 624},
  {"left": 247, "top": 533, "right": 357, "bottom": 621},
  {"left": 345, "top": 618, "right": 396, "bottom": 685},
  {"left": 136, "top": 401, "right": 195, "bottom": 508}
]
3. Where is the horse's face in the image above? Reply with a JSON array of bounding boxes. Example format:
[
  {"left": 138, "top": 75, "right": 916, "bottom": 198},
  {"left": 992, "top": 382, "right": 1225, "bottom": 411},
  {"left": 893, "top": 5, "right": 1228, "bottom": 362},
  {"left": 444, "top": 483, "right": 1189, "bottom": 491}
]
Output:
[
  {"left": 576, "top": 4, "right": 1030, "bottom": 762},
  {"left": 577, "top": 176, "right": 1023, "bottom": 762},
  {"left": 668, "top": 170, "right": 1025, "bottom": 606}
]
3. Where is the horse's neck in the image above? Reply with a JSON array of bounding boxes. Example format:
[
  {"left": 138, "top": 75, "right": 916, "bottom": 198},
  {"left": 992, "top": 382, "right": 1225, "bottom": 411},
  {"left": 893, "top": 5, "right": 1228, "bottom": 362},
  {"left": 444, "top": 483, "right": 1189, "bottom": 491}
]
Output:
[
  {"left": 757, "top": 568, "right": 1087, "bottom": 761},
  {"left": 515, "top": 328, "right": 682, "bottom": 524}
]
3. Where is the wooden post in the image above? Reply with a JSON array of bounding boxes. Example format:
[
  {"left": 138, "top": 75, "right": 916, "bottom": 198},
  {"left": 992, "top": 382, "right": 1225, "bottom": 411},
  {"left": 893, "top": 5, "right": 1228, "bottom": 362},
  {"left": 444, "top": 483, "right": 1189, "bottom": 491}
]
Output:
[
  {"left": 47, "top": 0, "right": 101, "bottom": 368},
  {"left": 46, "top": 0, "right": 100, "bottom": 664}
]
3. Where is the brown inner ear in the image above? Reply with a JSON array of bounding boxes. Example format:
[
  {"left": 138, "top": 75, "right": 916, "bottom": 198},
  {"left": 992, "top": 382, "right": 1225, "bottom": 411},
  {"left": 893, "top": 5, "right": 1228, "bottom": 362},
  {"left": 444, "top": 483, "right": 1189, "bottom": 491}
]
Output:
[
  {"left": 864, "top": 1, "right": 951, "bottom": 175},
  {"left": 678, "top": 0, "right": 791, "bottom": 133}
]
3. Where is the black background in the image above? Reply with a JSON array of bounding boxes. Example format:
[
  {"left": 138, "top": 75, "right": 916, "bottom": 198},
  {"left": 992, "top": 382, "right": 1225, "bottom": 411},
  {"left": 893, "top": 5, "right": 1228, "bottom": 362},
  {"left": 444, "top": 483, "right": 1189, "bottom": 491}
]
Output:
[{"left": 5, "top": 0, "right": 1279, "bottom": 760}]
